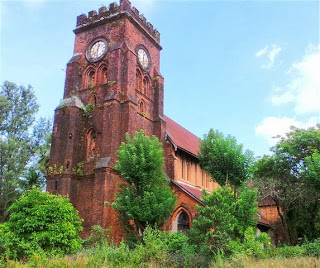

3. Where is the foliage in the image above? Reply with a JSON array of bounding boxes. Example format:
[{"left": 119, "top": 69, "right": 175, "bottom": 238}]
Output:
[
  {"left": 199, "top": 129, "right": 254, "bottom": 188},
  {"left": 83, "top": 225, "right": 111, "bottom": 247},
  {"left": 19, "top": 167, "right": 46, "bottom": 192},
  {"left": 228, "top": 227, "right": 270, "bottom": 258},
  {"left": 72, "top": 162, "right": 84, "bottom": 175},
  {"left": 0, "top": 81, "right": 52, "bottom": 222},
  {"left": 81, "top": 103, "right": 95, "bottom": 118},
  {"left": 303, "top": 238, "right": 320, "bottom": 257},
  {"left": 189, "top": 185, "right": 258, "bottom": 260},
  {"left": 113, "top": 130, "right": 176, "bottom": 238},
  {"left": 1, "top": 189, "right": 83, "bottom": 259},
  {"left": 254, "top": 125, "right": 320, "bottom": 245},
  {"left": 234, "top": 185, "right": 258, "bottom": 237}
]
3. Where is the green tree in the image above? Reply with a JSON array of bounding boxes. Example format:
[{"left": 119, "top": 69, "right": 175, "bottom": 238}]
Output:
[
  {"left": 0, "top": 189, "right": 83, "bottom": 259},
  {"left": 254, "top": 125, "right": 320, "bottom": 245},
  {"left": 113, "top": 130, "right": 176, "bottom": 239},
  {"left": 0, "top": 81, "right": 51, "bottom": 222},
  {"left": 189, "top": 185, "right": 258, "bottom": 259},
  {"left": 199, "top": 129, "right": 254, "bottom": 188},
  {"left": 19, "top": 167, "right": 46, "bottom": 192}
]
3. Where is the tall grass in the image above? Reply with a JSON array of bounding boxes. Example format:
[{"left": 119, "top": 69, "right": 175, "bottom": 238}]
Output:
[{"left": 215, "top": 256, "right": 320, "bottom": 268}]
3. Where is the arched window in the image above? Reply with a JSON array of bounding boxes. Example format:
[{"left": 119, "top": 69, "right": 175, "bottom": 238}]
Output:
[
  {"left": 100, "top": 66, "right": 108, "bottom": 84},
  {"left": 87, "top": 129, "right": 96, "bottom": 158},
  {"left": 87, "top": 69, "right": 95, "bottom": 88},
  {"left": 139, "top": 100, "right": 144, "bottom": 114},
  {"left": 136, "top": 69, "right": 142, "bottom": 91},
  {"left": 143, "top": 76, "right": 150, "bottom": 96},
  {"left": 178, "top": 211, "right": 190, "bottom": 232},
  {"left": 90, "top": 94, "right": 97, "bottom": 105}
]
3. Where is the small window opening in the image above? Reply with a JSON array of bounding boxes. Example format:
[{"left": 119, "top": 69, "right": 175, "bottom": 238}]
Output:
[
  {"left": 181, "top": 158, "right": 184, "bottom": 179},
  {"left": 102, "top": 67, "right": 108, "bottom": 84},
  {"left": 55, "top": 179, "right": 59, "bottom": 190},
  {"left": 139, "top": 101, "right": 144, "bottom": 113},
  {"left": 90, "top": 95, "right": 97, "bottom": 105},
  {"left": 66, "top": 161, "right": 70, "bottom": 170},
  {"left": 87, "top": 129, "right": 97, "bottom": 158},
  {"left": 69, "top": 133, "right": 73, "bottom": 139}
]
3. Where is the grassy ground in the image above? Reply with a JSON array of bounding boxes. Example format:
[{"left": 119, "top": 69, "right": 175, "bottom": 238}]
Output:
[
  {"left": 216, "top": 256, "right": 320, "bottom": 268},
  {"left": 2, "top": 256, "right": 320, "bottom": 268}
]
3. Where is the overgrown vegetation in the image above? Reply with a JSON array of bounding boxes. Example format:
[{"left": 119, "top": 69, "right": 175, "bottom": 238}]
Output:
[
  {"left": 0, "top": 189, "right": 83, "bottom": 260},
  {"left": 1, "top": 81, "right": 320, "bottom": 266},
  {"left": 113, "top": 130, "right": 176, "bottom": 240},
  {"left": 254, "top": 125, "right": 320, "bottom": 245},
  {"left": 0, "top": 81, "right": 51, "bottom": 222}
]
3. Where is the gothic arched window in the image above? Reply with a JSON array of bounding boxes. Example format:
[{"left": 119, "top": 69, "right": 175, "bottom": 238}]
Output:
[
  {"left": 100, "top": 66, "right": 108, "bottom": 84},
  {"left": 143, "top": 76, "right": 150, "bottom": 96},
  {"left": 177, "top": 211, "right": 190, "bottom": 232},
  {"left": 90, "top": 94, "right": 97, "bottom": 105},
  {"left": 87, "top": 129, "right": 96, "bottom": 158},
  {"left": 136, "top": 69, "right": 142, "bottom": 91},
  {"left": 139, "top": 100, "right": 145, "bottom": 114},
  {"left": 86, "top": 69, "right": 95, "bottom": 88}
]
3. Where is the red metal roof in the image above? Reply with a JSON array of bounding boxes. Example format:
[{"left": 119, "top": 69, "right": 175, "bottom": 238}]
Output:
[
  {"left": 164, "top": 115, "right": 200, "bottom": 157},
  {"left": 173, "top": 180, "right": 204, "bottom": 201}
]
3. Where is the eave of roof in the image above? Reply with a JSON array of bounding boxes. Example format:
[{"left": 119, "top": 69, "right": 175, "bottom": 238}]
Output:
[
  {"left": 172, "top": 180, "right": 205, "bottom": 205},
  {"left": 164, "top": 115, "right": 200, "bottom": 157}
]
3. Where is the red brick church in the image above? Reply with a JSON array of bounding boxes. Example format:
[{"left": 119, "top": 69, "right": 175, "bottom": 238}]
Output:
[{"left": 47, "top": 0, "right": 280, "bottom": 242}]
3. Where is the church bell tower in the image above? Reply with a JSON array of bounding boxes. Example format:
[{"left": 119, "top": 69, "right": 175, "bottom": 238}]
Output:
[{"left": 47, "top": 0, "right": 166, "bottom": 239}]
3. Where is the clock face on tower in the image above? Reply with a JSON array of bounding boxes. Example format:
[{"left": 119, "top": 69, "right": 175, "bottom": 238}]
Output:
[
  {"left": 137, "top": 47, "right": 151, "bottom": 71},
  {"left": 86, "top": 38, "right": 108, "bottom": 62}
]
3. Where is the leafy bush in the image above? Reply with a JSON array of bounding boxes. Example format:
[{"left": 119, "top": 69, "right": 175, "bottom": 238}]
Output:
[
  {"left": 229, "top": 227, "right": 270, "bottom": 258},
  {"left": 303, "top": 238, "right": 320, "bottom": 257},
  {"left": 276, "top": 245, "right": 305, "bottom": 258},
  {"left": 83, "top": 225, "right": 111, "bottom": 247},
  {"left": 2, "top": 189, "right": 83, "bottom": 259}
]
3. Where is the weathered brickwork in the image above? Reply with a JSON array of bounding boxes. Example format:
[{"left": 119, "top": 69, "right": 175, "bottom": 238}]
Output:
[
  {"left": 47, "top": 0, "right": 281, "bottom": 241},
  {"left": 47, "top": 0, "right": 174, "bottom": 241}
]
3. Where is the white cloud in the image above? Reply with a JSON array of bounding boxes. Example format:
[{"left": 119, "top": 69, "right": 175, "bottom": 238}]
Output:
[
  {"left": 255, "top": 116, "right": 318, "bottom": 146},
  {"left": 271, "top": 44, "right": 320, "bottom": 114},
  {"left": 255, "top": 44, "right": 282, "bottom": 69},
  {"left": 255, "top": 46, "right": 268, "bottom": 57},
  {"left": 256, "top": 44, "right": 320, "bottom": 146}
]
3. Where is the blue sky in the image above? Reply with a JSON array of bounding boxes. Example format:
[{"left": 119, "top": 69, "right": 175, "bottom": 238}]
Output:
[{"left": 1, "top": 0, "right": 319, "bottom": 157}]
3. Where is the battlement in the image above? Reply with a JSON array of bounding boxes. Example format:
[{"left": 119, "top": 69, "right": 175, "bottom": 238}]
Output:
[{"left": 76, "top": 0, "right": 160, "bottom": 43}]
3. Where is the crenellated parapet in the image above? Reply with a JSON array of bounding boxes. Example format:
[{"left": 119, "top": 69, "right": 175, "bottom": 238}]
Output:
[{"left": 76, "top": 0, "right": 160, "bottom": 43}]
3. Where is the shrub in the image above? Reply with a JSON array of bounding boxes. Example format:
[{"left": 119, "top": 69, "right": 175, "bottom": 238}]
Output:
[
  {"left": 276, "top": 245, "right": 305, "bottom": 258},
  {"left": 303, "top": 238, "right": 320, "bottom": 257},
  {"left": 83, "top": 225, "right": 111, "bottom": 247},
  {"left": 2, "top": 189, "right": 83, "bottom": 259},
  {"left": 229, "top": 227, "right": 270, "bottom": 258}
]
